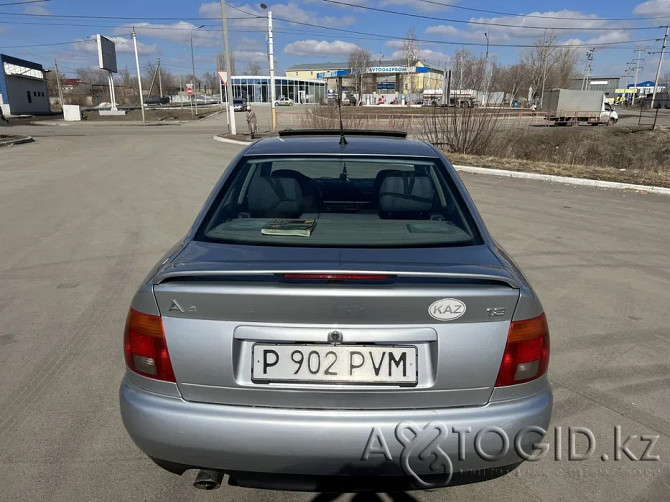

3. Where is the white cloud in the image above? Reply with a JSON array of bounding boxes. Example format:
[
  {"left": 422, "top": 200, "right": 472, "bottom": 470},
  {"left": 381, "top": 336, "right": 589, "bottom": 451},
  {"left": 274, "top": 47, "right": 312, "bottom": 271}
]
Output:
[
  {"left": 463, "top": 10, "right": 613, "bottom": 41},
  {"left": 113, "top": 22, "right": 219, "bottom": 47},
  {"left": 306, "top": 0, "right": 456, "bottom": 12},
  {"left": 199, "top": 2, "right": 354, "bottom": 28},
  {"left": 384, "top": 40, "right": 405, "bottom": 50},
  {"left": 238, "top": 37, "right": 264, "bottom": 50},
  {"left": 73, "top": 36, "right": 160, "bottom": 56},
  {"left": 389, "top": 47, "right": 450, "bottom": 66},
  {"left": 633, "top": 0, "right": 670, "bottom": 16},
  {"left": 418, "top": 48, "right": 451, "bottom": 66},
  {"left": 380, "top": 0, "right": 453, "bottom": 12},
  {"left": 234, "top": 50, "right": 268, "bottom": 64},
  {"left": 24, "top": 4, "right": 50, "bottom": 15},
  {"left": 425, "top": 25, "right": 460, "bottom": 37},
  {"left": 284, "top": 39, "right": 360, "bottom": 56},
  {"left": 563, "top": 31, "right": 631, "bottom": 47}
]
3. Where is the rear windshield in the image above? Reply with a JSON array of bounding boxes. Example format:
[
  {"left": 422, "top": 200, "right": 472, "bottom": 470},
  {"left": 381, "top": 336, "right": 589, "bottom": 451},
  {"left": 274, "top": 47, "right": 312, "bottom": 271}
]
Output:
[{"left": 196, "top": 156, "right": 482, "bottom": 247}]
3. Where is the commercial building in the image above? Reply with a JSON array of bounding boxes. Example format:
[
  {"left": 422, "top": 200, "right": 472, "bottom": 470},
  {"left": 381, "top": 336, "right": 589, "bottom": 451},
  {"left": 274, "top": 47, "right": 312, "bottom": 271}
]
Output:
[
  {"left": 0, "top": 54, "right": 50, "bottom": 115},
  {"left": 286, "top": 60, "right": 444, "bottom": 96},
  {"left": 569, "top": 76, "right": 620, "bottom": 101},
  {"left": 231, "top": 76, "right": 326, "bottom": 104}
]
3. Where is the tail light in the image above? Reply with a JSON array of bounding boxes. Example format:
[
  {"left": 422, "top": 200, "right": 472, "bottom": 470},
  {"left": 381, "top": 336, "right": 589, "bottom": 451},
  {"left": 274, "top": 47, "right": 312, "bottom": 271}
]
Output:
[
  {"left": 283, "top": 273, "right": 390, "bottom": 281},
  {"left": 124, "top": 309, "right": 176, "bottom": 382},
  {"left": 495, "top": 313, "right": 549, "bottom": 387}
]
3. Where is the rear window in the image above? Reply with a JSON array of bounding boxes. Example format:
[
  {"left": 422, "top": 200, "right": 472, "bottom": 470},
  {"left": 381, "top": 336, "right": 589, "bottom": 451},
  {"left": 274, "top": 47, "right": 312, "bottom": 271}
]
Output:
[{"left": 196, "top": 156, "right": 482, "bottom": 247}]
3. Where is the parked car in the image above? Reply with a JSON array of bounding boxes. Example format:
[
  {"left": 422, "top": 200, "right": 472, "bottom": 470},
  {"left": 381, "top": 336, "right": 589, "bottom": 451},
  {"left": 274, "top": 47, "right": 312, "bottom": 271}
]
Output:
[
  {"left": 233, "top": 98, "right": 247, "bottom": 112},
  {"left": 120, "top": 130, "right": 552, "bottom": 493},
  {"left": 275, "top": 96, "right": 293, "bottom": 106}
]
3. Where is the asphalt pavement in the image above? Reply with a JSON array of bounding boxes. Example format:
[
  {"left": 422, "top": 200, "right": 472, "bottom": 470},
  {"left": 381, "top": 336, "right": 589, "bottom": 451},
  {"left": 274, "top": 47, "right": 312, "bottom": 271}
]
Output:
[{"left": 0, "top": 115, "right": 668, "bottom": 501}]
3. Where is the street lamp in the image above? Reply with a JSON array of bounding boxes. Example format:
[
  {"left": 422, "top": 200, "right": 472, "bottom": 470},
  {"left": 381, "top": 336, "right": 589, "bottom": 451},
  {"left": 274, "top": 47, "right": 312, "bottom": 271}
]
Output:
[
  {"left": 260, "top": 3, "right": 276, "bottom": 130},
  {"left": 190, "top": 24, "right": 205, "bottom": 114},
  {"left": 483, "top": 32, "right": 490, "bottom": 106}
]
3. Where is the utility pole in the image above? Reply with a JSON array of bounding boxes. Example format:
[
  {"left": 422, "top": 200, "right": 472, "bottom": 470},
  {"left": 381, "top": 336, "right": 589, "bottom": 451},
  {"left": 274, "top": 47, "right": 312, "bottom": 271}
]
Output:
[
  {"left": 445, "top": 68, "right": 451, "bottom": 107},
  {"left": 178, "top": 52, "right": 184, "bottom": 108},
  {"left": 219, "top": 0, "right": 236, "bottom": 134},
  {"left": 483, "top": 32, "right": 490, "bottom": 106},
  {"left": 157, "top": 58, "right": 163, "bottom": 98},
  {"left": 54, "top": 59, "right": 64, "bottom": 110},
  {"left": 190, "top": 26, "right": 204, "bottom": 115},
  {"left": 132, "top": 27, "right": 145, "bottom": 123},
  {"left": 632, "top": 49, "right": 644, "bottom": 105},
  {"left": 651, "top": 26, "right": 668, "bottom": 109},
  {"left": 581, "top": 49, "right": 595, "bottom": 91},
  {"left": 158, "top": 59, "right": 164, "bottom": 98},
  {"left": 261, "top": 4, "right": 276, "bottom": 130}
]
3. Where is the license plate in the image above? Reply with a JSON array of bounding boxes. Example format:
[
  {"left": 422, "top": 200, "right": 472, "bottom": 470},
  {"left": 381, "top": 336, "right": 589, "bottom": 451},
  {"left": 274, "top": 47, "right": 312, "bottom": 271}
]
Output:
[{"left": 252, "top": 344, "right": 417, "bottom": 385}]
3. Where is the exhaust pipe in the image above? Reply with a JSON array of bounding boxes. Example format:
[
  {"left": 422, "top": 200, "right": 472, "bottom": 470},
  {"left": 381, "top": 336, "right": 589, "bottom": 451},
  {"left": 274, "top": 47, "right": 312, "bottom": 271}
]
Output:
[{"left": 193, "top": 469, "right": 224, "bottom": 490}]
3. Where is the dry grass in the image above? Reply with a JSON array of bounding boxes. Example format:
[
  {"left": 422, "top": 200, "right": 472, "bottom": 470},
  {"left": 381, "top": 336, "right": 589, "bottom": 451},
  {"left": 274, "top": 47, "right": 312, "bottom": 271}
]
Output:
[
  {"left": 297, "top": 106, "right": 670, "bottom": 187},
  {"left": 299, "top": 106, "right": 410, "bottom": 132},
  {"left": 446, "top": 126, "right": 670, "bottom": 187},
  {"left": 447, "top": 152, "right": 670, "bottom": 188}
]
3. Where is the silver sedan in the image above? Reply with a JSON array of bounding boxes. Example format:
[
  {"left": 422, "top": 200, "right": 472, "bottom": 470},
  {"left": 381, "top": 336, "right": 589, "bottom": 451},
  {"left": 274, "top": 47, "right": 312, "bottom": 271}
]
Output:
[{"left": 120, "top": 130, "right": 552, "bottom": 493}]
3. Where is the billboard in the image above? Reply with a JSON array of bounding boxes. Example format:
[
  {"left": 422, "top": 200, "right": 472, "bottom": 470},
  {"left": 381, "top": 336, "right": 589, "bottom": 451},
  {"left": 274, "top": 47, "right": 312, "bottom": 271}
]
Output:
[{"left": 97, "top": 34, "right": 117, "bottom": 73}]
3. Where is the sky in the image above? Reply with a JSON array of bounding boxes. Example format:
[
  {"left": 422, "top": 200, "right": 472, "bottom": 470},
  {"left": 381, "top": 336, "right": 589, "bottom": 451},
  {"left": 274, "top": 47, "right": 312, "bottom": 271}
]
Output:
[{"left": 0, "top": 0, "right": 668, "bottom": 84}]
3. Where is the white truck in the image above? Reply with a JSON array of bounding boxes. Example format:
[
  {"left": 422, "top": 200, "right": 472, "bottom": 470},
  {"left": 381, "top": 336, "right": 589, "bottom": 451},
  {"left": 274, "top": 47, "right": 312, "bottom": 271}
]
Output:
[
  {"left": 423, "top": 88, "right": 478, "bottom": 107},
  {"left": 542, "top": 89, "right": 618, "bottom": 126}
]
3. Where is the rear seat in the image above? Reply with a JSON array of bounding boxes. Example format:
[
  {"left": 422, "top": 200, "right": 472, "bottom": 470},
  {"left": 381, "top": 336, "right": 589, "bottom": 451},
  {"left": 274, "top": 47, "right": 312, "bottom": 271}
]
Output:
[
  {"left": 378, "top": 172, "right": 436, "bottom": 219},
  {"left": 247, "top": 176, "right": 303, "bottom": 218}
]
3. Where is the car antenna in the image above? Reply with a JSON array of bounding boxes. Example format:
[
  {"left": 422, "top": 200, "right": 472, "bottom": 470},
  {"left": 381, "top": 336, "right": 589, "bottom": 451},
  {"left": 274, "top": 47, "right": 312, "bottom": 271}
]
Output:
[{"left": 337, "top": 93, "right": 347, "bottom": 145}]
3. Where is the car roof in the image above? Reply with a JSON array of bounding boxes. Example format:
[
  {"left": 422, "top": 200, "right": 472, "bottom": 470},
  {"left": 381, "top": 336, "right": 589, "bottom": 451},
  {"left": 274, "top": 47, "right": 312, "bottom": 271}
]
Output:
[{"left": 244, "top": 134, "right": 439, "bottom": 157}]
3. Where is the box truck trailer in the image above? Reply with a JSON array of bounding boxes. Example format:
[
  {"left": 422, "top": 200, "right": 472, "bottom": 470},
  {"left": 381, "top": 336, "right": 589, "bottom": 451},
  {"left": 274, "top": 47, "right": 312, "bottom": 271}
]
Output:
[{"left": 542, "top": 89, "right": 618, "bottom": 126}]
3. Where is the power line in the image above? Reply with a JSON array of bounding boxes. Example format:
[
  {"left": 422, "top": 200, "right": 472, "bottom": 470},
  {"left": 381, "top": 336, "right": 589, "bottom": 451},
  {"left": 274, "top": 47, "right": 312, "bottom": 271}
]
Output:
[
  {"left": 0, "top": 19, "right": 270, "bottom": 33},
  {"left": 414, "top": 0, "right": 670, "bottom": 22},
  {"left": 0, "top": 38, "right": 98, "bottom": 49},
  {"left": 0, "top": 11, "right": 250, "bottom": 21},
  {"left": 271, "top": 15, "right": 658, "bottom": 49},
  {"left": 321, "top": 0, "right": 662, "bottom": 31},
  {"left": 0, "top": 0, "right": 48, "bottom": 5}
]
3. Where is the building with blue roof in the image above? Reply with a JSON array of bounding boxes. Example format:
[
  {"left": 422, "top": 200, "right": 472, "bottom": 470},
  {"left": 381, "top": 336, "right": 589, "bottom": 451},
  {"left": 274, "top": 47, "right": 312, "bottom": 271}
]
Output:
[{"left": 0, "top": 54, "right": 50, "bottom": 116}]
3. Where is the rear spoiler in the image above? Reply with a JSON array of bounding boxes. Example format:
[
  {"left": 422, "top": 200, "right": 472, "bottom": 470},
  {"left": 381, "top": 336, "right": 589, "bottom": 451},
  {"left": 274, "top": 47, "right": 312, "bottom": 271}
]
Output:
[{"left": 153, "top": 265, "right": 520, "bottom": 289}]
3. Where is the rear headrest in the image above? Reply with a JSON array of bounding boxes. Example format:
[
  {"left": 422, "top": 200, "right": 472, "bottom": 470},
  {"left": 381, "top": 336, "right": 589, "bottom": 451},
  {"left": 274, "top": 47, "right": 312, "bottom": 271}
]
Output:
[
  {"left": 379, "top": 172, "right": 435, "bottom": 214},
  {"left": 247, "top": 176, "right": 302, "bottom": 217}
]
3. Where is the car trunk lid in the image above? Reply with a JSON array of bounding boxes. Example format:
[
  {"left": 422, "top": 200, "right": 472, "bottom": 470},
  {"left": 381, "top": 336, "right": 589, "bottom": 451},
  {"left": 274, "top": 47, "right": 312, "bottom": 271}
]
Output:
[{"left": 152, "top": 242, "right": 519, "bottom": 409}]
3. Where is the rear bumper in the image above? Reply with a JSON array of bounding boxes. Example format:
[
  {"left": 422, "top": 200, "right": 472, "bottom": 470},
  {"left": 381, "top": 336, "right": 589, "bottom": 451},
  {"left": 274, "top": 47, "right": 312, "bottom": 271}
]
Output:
[{"left": 120, "top": 377, "right": 551, "bottom": 484}]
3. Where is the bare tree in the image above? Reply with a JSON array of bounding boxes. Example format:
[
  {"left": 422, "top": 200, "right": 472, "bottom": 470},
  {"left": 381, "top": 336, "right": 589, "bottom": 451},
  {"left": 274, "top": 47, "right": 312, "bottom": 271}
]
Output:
[
  {"left": 401, "top": 28, "right": 420, "bottom": 66},
  {"left": 347, "top": 47, "right": 372, "bottom": 98},
  {"left": 76, "top": 67, "right": 108, "bottom": 86},
  {"left": 201, "top": 71, "right": 219, "bottom": 93},
  {"left": 401, "top": 29, "right": 420, "bottom": 93},
  {"left": 450, "top": 49, "right": 487, "bottom": 90},
  {"left": 421, "top": 106, "right": 502, "bottom": 155},
  {"left": 217, "top": 51, "right": 236, "bottom": 75},
  {"left": 243, "top": 62, "right": 262, "bottom": 75},
  {"left": 45, "top": 65, "right": 66, "bottom": 102},
  {"left": 662, "top": 71, "right": 670, "bottom": 87},
  {"left": 496, "top": 63, "right": 531, "bottom": 104},
  {"left": 522, "top": 31, "right": 577, "bottom": 102}
]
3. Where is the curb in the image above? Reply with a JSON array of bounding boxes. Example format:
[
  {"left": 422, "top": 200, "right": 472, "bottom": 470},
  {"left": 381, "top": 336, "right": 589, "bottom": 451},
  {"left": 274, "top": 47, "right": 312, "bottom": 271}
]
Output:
[
  {"left": 30, "top": 120, "right": 184, "bottom": 127},
  {"left": 453, "top": 165, "right": 670, "bottom": 196},
  {"left": 0, "top": 135, "right": 34, "bottom": 147},
  {"left": 213, "top": 135, "right": 253, "bottom": 146}
]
